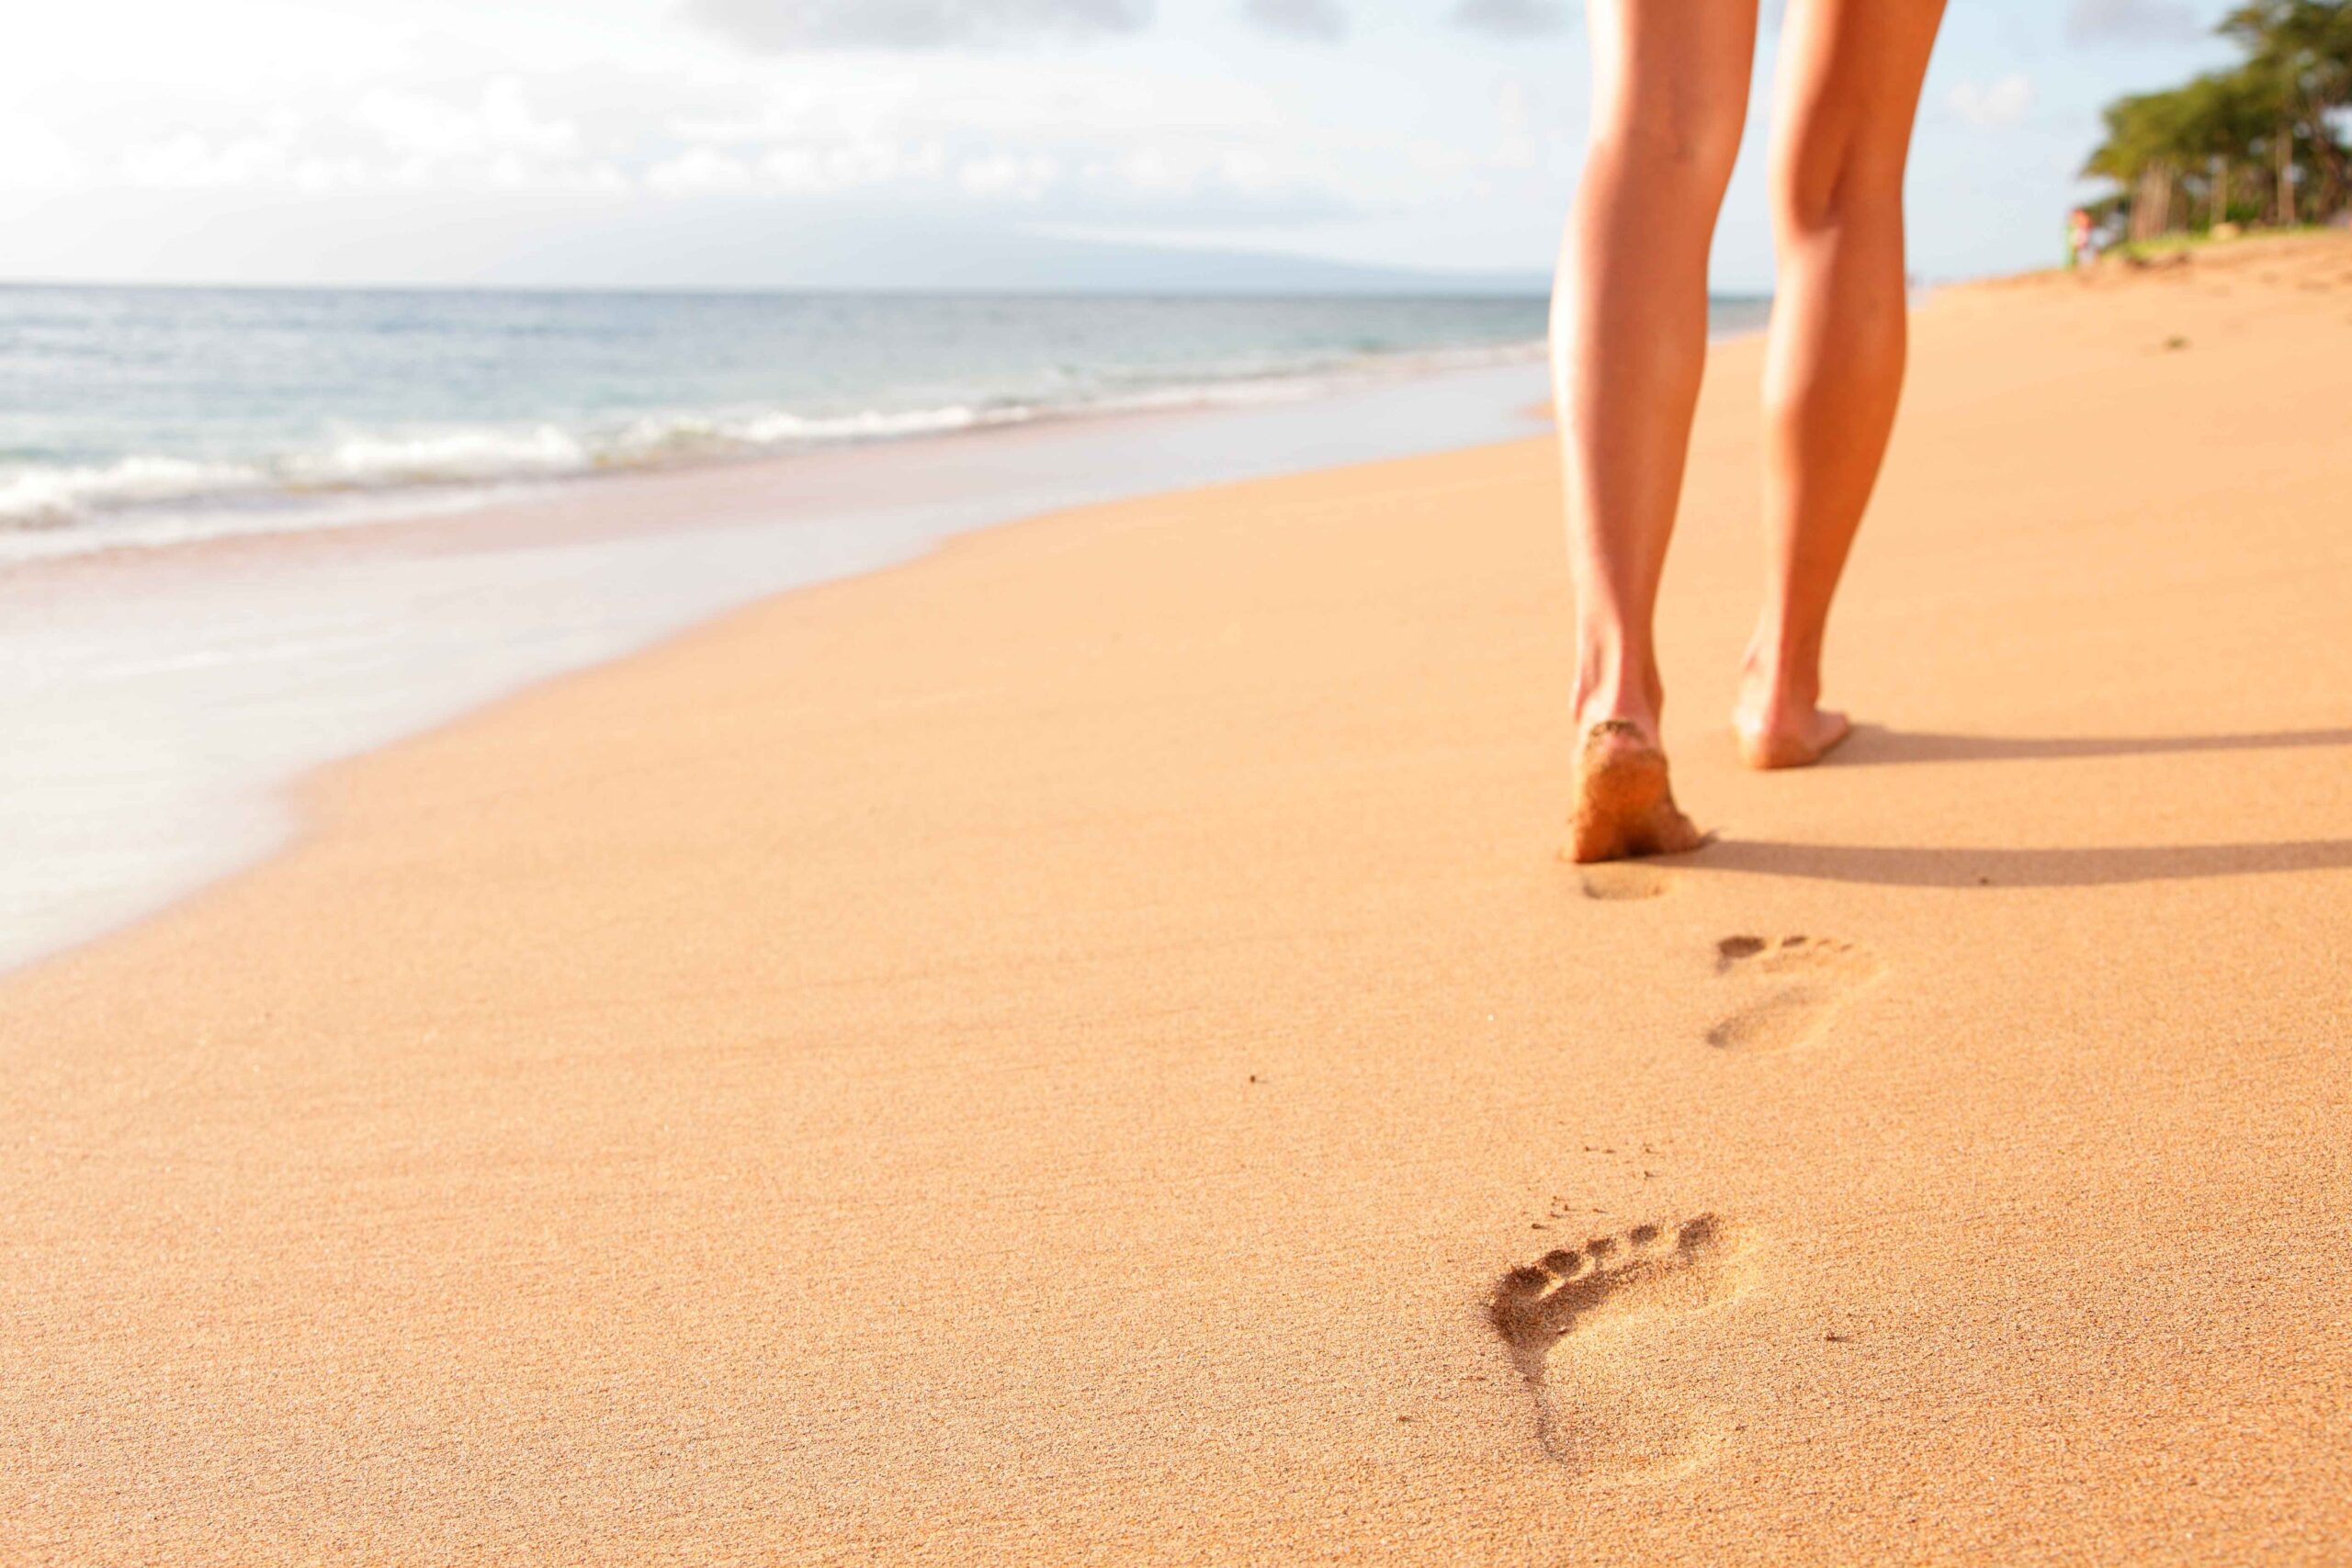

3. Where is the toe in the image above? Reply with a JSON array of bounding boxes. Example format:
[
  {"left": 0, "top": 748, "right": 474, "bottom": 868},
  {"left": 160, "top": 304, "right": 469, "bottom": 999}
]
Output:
[{"left": 1500, "top": 1265, "right": 1553, "bottom": 1299}]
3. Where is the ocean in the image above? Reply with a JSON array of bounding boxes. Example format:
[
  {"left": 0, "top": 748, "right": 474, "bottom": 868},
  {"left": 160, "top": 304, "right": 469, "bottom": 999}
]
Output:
[{"left": 0, "top": 287, "right": 1568, "bottom": 562}]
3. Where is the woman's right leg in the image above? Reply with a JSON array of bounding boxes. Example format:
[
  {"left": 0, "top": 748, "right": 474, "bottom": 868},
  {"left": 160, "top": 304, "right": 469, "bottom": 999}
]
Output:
[{"left": 1558, "top": 0, "right": 1760, "bottom": 863}]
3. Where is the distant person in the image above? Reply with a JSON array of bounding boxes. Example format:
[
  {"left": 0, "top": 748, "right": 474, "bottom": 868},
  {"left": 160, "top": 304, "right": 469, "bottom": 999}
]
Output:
[
  {"left": 1557, "top": 1, "right": 1948, "bottom": 863},
  {"left": 2069, "top": 208, "right": 2098, "bottom": 268}
]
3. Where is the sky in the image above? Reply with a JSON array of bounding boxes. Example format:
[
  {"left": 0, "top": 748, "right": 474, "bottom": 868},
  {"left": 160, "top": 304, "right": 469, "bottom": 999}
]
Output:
[{"left": 0, "top": 0, "right": 2251, "bottom": 292}]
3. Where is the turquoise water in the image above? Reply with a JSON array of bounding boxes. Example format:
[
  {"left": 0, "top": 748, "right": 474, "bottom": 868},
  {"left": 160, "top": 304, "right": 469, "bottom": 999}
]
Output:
[
  {"left": 0, "top": 287, "right": 1772, "bottom": 561},
  {"left": 0, "top": 287, "right": 1561, "bottom": 554}
]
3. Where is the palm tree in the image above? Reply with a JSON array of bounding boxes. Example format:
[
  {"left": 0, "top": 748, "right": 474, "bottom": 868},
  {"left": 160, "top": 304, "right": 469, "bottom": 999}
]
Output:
[
  {"left": 2174, "top": 70, "right": 2280, "bottom": 229},
  {"left": 2222, "top": 1, "right": 2352, "bottom": 221},
  {"left": 2085, "top": 88, "right": 2204, "bottom": 239}
]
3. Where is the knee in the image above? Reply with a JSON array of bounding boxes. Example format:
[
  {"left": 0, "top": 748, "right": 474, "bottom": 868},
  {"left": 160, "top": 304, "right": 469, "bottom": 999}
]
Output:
[
  {"left": 1770, "top": 131, "right": 1906, "bottom": 239},
  {"left": 1595, "top": 91, "right": 1747, "bottom": 201}
]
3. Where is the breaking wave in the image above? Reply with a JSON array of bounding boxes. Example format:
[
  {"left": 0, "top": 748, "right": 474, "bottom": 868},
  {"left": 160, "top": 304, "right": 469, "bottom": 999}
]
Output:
[{"left": 0, "top": 337, "right": 1551, "bottom": 563}]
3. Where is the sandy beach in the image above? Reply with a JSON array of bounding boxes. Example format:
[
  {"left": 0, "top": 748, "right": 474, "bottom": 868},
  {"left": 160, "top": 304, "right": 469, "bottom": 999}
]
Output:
[{"left": 5, "top": 235, "right": 2349, "bottom": 1562}]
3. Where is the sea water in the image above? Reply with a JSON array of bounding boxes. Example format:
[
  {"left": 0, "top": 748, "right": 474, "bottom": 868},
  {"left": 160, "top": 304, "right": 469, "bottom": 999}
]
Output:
[{"left": 0, "top": 287, "right": 1585, "bottom": 561}]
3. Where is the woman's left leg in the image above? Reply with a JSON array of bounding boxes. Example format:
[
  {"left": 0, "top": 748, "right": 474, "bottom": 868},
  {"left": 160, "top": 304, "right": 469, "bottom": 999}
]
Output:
[{"left": 1737, "top": 0, "right": 1947, "bottom": 770}]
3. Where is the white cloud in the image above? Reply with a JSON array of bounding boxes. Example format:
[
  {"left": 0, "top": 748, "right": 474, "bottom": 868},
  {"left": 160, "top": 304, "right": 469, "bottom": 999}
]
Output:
[
  {"left": 1242, "top": 0, "right": 1346, "bottom": 42},
  {"left": 958, "top": 151, "right": 1061, "bottom": 198},
  {"left": 353, "top": 80, "right": 579, "bottom": 162},
  {"left": 680, "top": 0, "right": 1155, "bottom": 51},
  {"left": 120, "top": 133, "right": 295, "bottom": 189},
  {"left": 645, "top": 146, "right": 758, "bottom": 194},
  {"left": 1946, "top": 73, "right": 2035, "bottom": 130},
  {"left": 41, "top": 44, "right": 1343, "bottom": 229},
  {"left": 1091, "top": 144, "right": 1277, "bottom": 200},
  {"left": 650, "top": 135, "right": 968, "bottom": 197},
  {"left": 0, "top": 0, "right": 1878, "bottom": 297},
  {"left": 639, "top": 121, "right": 1330, "bottom": 221},
  {"left": 0, "top": 117, "right": 89, "bottom": 188},
  {"left": 101, "top": 83, "right": 611, "bottom": 197},
  {"left": 625, "top": 51, "right": 1337, "bottom": 220},
  {"left": 1451, "top": 0, "right": 1568, "bottom": 38}
]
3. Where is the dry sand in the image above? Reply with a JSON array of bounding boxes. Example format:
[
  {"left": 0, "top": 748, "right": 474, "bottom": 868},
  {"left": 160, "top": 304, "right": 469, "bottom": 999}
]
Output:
[{"left": 5, "top": 234, "right": 2350, "bottom": 1564}]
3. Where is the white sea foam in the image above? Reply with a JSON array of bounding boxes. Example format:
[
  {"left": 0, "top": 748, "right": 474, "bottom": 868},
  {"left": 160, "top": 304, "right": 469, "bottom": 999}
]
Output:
[
  {"left": 610, "top": 401, "right": 1016, "bottom": 457},
  {"left": 0, "top": 454, "right": 270, "bottom": 528},
  {"left": 0, "top": 335, "right": 1555, "bottom": 566},
  {"left": 285, "top": 424, "right": 592, "bottom": 487}
]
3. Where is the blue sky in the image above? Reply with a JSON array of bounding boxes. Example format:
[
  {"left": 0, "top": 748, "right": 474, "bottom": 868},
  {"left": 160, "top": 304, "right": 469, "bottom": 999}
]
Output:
[{"left": 0, "top": 0, "right": 2247, "bottom": 290}]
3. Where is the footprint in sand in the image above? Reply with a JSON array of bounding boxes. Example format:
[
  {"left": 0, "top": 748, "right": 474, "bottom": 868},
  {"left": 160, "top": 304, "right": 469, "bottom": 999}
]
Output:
[
  {"left": 1707, "top": 935, "right": 1883, "bottom": 1055},
  {"left": 1579, "top": 863, "right": 1673, "bottom": 902},
  {"left": 1489, "top": 1216, "right": 1757, "bottom": 1481}
]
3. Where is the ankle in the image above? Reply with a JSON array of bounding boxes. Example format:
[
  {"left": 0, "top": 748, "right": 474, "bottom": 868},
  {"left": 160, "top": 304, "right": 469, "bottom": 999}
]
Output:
[
  {"left": 1574, "top": 649, "right": 1664, "bottom": 739},
  {"left": 1737, "top": 633, "right": 1822, "bottom": 716},
  {"left": 1575, "top": 691, "right": 1662, "bottom": 744}
]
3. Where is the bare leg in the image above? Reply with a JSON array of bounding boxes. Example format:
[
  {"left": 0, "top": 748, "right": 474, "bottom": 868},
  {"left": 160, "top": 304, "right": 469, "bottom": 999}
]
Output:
[
  {"left": 1557, "top": 0, "right": 1758, "bottom": 862},
  {"left": 1736, "top": 0, "right": 1947, "bottom": 770}
]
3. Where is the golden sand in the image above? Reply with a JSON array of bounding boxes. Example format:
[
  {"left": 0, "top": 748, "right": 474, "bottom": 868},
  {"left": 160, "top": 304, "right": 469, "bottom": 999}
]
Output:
[{"left": 5, "top": 235, "right": 2350, "bottom": 1563}]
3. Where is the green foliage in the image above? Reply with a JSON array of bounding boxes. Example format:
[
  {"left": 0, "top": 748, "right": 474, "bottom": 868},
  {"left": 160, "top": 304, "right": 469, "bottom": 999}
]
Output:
[
  {"left": 2086, "top": 0, "right": 2352, "bottom": 231},
  {"left": 2084, "top": 71, "right": 2275, "bottom": 182}
]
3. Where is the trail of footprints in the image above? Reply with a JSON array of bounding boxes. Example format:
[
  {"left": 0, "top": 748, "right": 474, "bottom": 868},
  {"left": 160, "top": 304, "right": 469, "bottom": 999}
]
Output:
[
  {"left": 1490, "top": 1216, "right": 1757, "bottom": 1482},
  {"left": 1478, "top": 936, "right": 1884, "bottom": 1477}
]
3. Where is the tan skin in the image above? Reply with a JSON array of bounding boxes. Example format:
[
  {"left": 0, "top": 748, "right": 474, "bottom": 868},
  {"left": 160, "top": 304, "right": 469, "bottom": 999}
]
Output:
[{"left": 1559, "top": 0, "right": 1948, "bottom": 863}]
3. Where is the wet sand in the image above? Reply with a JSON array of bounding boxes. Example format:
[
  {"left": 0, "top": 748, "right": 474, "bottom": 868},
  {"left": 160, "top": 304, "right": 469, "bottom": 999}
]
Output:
[
  {"left": 5, "top": 235, "right": 2350, "bottom": 1563},
  {"left": 0, "top": 363, "right": 1547, "bottom": 977}
]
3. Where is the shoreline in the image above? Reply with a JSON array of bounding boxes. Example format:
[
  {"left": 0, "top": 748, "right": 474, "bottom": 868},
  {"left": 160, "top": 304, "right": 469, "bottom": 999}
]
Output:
[
  {"left": 0, "top": 333, "right": 1560, "bottom": 569},
  {"left": 0, "top": 356, "right": 1555, "bottom": 978},
  {"left": 6, "top": 234, "right": 2348, "bottom": 1562}
]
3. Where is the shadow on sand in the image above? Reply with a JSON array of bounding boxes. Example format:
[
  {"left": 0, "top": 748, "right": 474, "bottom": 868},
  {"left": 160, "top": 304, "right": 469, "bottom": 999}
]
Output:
[
  {"left": 1654, "top": 723, "right": 2352, "bottom": 886},
  {"left": 1832, "top": 725, "right": 2352, "bottom": 767},
  {"left": 1684, "top": 837, "right": 2352, "bottom": 889}
]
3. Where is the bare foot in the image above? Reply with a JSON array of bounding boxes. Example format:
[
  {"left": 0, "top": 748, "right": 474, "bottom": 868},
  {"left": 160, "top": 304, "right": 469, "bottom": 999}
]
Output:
[
  {"left": 1732, "top": 694, "right": 1851, "bottom": 772},
  {"left": 1566, "top": 721, "right": 1706, "bottom": 863}
]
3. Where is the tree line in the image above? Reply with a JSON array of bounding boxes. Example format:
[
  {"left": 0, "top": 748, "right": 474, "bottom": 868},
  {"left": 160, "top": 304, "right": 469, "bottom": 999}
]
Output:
[{"left": 2086, "top": 1, "right": 2352, "bottom": 242}]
